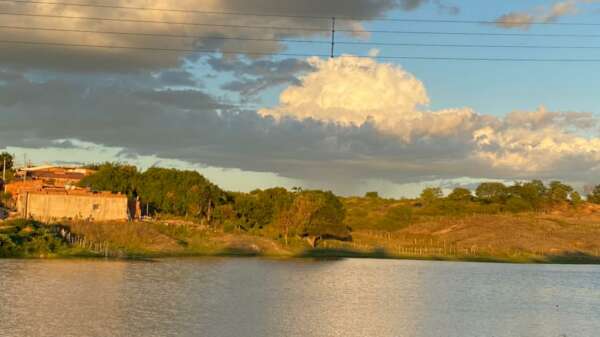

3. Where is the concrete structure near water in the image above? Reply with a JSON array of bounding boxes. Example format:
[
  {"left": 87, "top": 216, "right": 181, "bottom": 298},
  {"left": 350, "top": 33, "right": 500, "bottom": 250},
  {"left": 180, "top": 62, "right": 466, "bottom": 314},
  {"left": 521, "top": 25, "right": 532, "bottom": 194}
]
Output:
[
  {"left": 5, "top": 165, "right": 136, "bottom": 222},
  {"left": 17, "top": 190, "right": 130, "bottom": 222}
]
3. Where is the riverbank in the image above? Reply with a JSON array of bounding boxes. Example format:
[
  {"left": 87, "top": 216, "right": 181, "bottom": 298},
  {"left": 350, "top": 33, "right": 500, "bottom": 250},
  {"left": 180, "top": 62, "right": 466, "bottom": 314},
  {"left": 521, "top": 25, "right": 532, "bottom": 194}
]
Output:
[{"left": 2, "top": 210, "right": 600, "bottom": 264}]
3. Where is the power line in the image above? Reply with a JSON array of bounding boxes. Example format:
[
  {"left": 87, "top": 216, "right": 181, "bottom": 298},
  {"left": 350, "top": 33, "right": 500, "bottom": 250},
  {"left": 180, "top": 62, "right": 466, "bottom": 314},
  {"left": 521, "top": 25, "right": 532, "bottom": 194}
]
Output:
[
  {"left": 0, "top": 0, "right": 332, "bottom": 20},
  {"left": 3, "top": 25, "right": 600, "bottom": 50},
  {"left": 335, "top": 28, "right": 600, "bottom": 38},
  {"left": 3, "top": 39, "right": 600, "bottom": 63},
  {"left": 0, "top": 39, "right": 325, "bottom": 57},
  {"left": 0, "top": 12, "right": 328, "bottom": 32},
  {"left": 3, "top": 0, "right": 600, "bottom": 27},
  {"left": 338, "top": 40, "right": 600, "bottom": 50},
  {"left": 0, "top": 25, "right": 330, "bottom": 44},
  {"left": 3, "top": 11, "right": 600, "bottom": 38}
]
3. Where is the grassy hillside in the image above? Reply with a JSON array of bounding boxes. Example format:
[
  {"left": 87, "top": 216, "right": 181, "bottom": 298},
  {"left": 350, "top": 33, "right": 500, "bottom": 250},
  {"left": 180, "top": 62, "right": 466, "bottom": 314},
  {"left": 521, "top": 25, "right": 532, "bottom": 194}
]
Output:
[
  {"left": 341, "top": 197, "right": 600, "bottom": 262},
  {"left": 2, "top": 162, "right": 599, "bottom": 263},
  {"left": 3, "top": 202, "right": 599, "bottom": 263}
]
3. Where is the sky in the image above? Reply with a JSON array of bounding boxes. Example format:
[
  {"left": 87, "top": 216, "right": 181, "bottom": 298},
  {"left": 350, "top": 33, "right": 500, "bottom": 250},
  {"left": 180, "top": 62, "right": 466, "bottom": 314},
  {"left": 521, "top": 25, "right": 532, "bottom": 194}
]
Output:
[{"left": 1, "top": 0, "right": 599, "bottom": 198}]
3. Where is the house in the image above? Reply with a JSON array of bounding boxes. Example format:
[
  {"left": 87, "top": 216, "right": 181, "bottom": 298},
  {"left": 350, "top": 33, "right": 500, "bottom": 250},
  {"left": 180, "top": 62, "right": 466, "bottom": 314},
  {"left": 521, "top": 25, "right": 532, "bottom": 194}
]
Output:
[
  {"left": 14, "top": 165, "right": 94, "bottom": 187},
  {"left": 6, "top": 165, "right": 138, "bottom": 222},
  {"left": 16, "top": 189, "right": 132, "bottom": 222}
]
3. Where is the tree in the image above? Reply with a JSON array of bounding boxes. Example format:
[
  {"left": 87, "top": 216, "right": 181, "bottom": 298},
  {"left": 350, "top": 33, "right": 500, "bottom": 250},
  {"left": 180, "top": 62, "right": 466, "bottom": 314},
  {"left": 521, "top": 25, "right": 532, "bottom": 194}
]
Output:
[
  {"left": 588, "top": 185, "right": 600, "bottom": 204},
  {"left": 0, "top": 152, "right": 14, "bottom": 183},
  {"left": 279, "top": 190, "right": 349, "bottom": 247},
  {"left": 447, "top": 187, "right": 472, "bottom": 202},
  {"left": 547, "top": 181, "right": 573, "bottom": 204},
  {"left": 0, "top": 152, "right": 13, "bottom": 171},
  {"left": 137, "top": 167, "right": 226, "bottom": 219},
  {"left": 476, "top": 182, "right": 508, "bottom": 203},
  {"left": 78, "top": 163, "right": 140, "bottom": 196},
  {"left": 365, "top": 191, "right": 380, "bottom": 199},
  {"left": 80, "top": 164, "right": 227, "bottom": 220},
  {"left": 510, "top": 180, "right": 547, "bottom": 210},
  {"left": 420, "top": 187, "right": 443, "bottom": 206},
  {"left": 570, "top": 191, "right": 583, "bottom": 207},
  {"left": 505, "top": 196, "right": 533, "bottom": 213}
]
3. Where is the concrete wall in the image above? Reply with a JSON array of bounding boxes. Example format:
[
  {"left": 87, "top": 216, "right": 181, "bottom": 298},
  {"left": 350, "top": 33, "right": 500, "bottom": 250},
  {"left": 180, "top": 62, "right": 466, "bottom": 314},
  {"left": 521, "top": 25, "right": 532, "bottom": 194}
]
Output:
[
  {"left": 6, "top": 180, "right": 44, "bottom": 196},
  {"left": 18, "top": 192, "right": 129, "bottom": 222}
]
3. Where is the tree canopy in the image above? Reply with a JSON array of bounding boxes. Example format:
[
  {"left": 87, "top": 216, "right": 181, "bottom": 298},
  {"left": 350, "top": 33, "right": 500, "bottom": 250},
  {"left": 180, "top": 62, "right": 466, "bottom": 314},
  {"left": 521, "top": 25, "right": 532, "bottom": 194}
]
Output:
[
  {"left": 281, "top": 190, "right": 348, "bottom": 247},
  {"left": 0, "top": 152, "right": 13, "bottom": 172},
  {"left": 79, "top": 163, "right": 139, "bottom": 196},
  {"left": 79, "top": 163, "right": 226, "bottom": 219},
  {"left": 420, "top": 187, "right": 443, "bottom": 205},
  {"left": 589, "top": 185, "right": 600, "bottom": 204},
  {"left": 448, "top": 187, "right": 472, "bottom": 202},
  {"left": 476, "top": 183, "right": 509, "bottom": 203}
]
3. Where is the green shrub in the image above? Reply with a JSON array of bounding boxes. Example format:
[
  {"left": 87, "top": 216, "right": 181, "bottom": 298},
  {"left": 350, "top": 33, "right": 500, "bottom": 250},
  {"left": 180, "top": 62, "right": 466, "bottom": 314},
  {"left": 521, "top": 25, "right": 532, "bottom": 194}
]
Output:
[
  {"left": 375, "top": 205, "right": 413, "bottom": 231},
  {"left": 0, "top": 220, "right": 70, "bottom": 257},
  {"left": 504, "top": 197, "right": 533, "bottom": 213}
]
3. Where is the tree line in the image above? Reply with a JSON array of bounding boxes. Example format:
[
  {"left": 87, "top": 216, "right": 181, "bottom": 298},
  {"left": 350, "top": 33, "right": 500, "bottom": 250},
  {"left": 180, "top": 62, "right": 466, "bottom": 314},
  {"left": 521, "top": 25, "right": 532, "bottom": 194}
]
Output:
[
  {"left": 2, "top": 153, "right": 600, "bottom": 247},
  {"left": 417, "top": 180, "right": 600, "bottom": 214},
  {"left": 79, "top": 163, "right": 349, "bottom": 247}
]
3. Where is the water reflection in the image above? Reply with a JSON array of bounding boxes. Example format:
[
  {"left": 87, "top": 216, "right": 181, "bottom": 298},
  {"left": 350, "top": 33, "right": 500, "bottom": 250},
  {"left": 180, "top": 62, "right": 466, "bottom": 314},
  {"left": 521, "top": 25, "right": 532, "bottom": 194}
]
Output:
[{"left": 1, "top": 259, "right": 599, "bottom": 337}]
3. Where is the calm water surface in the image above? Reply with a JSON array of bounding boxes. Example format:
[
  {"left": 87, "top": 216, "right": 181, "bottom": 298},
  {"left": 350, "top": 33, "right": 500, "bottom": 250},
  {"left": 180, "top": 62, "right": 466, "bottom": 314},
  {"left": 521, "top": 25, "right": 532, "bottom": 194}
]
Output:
[{"left": 1, "top": 258, "right": 599, "bottom": 337}]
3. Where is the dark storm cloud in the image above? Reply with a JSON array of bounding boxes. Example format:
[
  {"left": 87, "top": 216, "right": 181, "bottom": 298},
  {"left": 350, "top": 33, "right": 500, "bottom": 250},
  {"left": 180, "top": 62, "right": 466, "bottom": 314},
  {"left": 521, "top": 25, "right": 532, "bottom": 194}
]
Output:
[
  {"left": 207, "top": 57, "right": 314, "bottom": 97},
  {"left": 0, "top": 0, "right": 422, "bottom": 73},
  {"left": 156, "top": 69, "right": 199, "bottom": 87},
  {"left": 2, "top": 75, "right": 598, "bottom": 185},
  {"left": 0, "top": 75, "right": 484, "bottom": 184}
]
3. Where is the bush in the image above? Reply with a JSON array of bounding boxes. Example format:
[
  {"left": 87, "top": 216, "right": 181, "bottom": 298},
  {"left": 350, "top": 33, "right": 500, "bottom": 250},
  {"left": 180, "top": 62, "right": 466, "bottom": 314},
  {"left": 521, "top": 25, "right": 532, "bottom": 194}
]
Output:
[
  {"left": 0, "top": 220, "right": 69, "bottom": 257},
  {"left": 0, "top": 192, "right": 11, "bottom": 208},
  {"left": 476, "top": 182, "right": 508, "bottom": 203},
  {"left": 420, "top": 187, "right": 443, "bottom": 206},
  {"left": 504, "top": 196, "right": 533, "bottom": 213},
  {"left": 448, "top": 188, "right": 472, "bottom": 202},
  {"left": 365, "top": 191, "right": 380, "bottom": 199},
  {"left": 375, "top": 205, "right": 413, "bottom": 231},
  {"left": 588, "top": 185, "right": 600, "bottom": 204}
]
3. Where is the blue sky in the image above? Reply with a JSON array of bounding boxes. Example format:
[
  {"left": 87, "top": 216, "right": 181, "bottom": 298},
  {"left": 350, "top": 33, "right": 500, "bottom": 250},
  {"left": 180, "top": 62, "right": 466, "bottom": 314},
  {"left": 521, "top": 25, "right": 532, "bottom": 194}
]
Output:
[
  {"left": 1, "top": 0, "right": 599, "bottom": 197},
  {"left": 255, "top": 0, "right": 600, "bottom": 117}
]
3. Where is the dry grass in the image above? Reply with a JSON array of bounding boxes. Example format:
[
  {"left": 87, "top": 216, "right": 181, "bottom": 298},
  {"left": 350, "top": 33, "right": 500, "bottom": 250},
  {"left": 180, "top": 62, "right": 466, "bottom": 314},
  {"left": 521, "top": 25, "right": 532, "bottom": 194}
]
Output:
[
  {"left": 329, "top": 210, "right": 600, "bottom": 262},
  {"left": 57, "top": 203, "right": 600, "bottom": 263},
  {"left": 66, "top": 220, "right": 292, "bottom": 257}
]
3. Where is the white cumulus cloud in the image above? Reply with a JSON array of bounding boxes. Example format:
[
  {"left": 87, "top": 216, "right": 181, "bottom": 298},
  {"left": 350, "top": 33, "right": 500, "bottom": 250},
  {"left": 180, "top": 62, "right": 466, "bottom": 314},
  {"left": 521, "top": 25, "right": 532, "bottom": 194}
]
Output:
[
  {"left": 260, "top": 56, "right": 482, "bottom": 141},
  {"left": 261, "top": 56, "right": 600, "bottom": 177}
]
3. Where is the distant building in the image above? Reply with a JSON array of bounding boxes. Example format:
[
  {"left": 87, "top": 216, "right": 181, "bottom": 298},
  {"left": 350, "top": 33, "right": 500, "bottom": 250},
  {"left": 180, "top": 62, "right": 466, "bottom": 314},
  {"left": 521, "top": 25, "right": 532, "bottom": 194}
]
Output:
[
  {"left": 6, "top": 165, "right": 137, "bottom": 222},
  {"left": 16, "top": 189, "right": 131, "bottom": 222},
  {"left": 14, "top": 165, "right": 94, "bottom": 187}
]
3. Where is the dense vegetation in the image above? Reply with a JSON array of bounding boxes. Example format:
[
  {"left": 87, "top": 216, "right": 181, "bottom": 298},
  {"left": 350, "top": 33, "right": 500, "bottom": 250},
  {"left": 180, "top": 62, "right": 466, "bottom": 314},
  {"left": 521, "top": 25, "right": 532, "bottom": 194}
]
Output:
[
  {"left": 79, "top": 164, "right": 348, "bottom": 247},
  {"left": 0, "top": 152, "right": 15, "bottom": 209},
  {"left": 417, "top": 180, "right": 588, "bottom": 216},
  {"left": 0, "top": 220, "right": 70, "bottom": 257},
  {"left": 75, "top": 162, "right": 600, "bottom": 249},
  {"left": 1, "top": 152, "right": 600, "bottom": 258},
  {"left": 79, "top": 163, "right": 229, "bottom": 220}
]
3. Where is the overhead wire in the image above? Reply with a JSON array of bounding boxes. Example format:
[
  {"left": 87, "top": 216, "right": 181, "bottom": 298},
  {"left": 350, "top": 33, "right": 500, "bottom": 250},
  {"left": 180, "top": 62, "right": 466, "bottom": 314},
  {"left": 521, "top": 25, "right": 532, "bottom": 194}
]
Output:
[
  {"left": 3, "top": 0, "right": 600, "bottom": 26},
  {"left": 0, "top": 12, "right": 328, "bottom": 32},
  {"left": 0, "top": 3, "right": 599, "bottom": 62},
  {"left": 2, "top": 24, "right": 600, "bottom": 50},
  {"left": 0, "top": 25, "right": 331, "bottom": 44},
  {"left": 3, "top": 39, "right": 600, "bottom": 62},
  {"left": 2, "top": 11, "right": 600, "bottom": 38}
]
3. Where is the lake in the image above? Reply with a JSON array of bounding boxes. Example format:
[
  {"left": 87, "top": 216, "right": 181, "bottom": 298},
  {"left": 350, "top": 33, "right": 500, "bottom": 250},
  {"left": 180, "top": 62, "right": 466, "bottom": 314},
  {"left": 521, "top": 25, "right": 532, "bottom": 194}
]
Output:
[{"left": 1, "top": 258, "right": 599, "bottom": 337}]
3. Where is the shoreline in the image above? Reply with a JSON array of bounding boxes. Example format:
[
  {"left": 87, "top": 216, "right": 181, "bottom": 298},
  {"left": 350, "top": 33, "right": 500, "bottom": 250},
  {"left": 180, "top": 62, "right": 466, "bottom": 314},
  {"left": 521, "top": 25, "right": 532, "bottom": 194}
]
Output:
[
  {"left": 4, "top": 249, "right": 600, "bottom": 265},
  {"left": 3, "top": 210, "right": 600, "bottom": 265}
]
